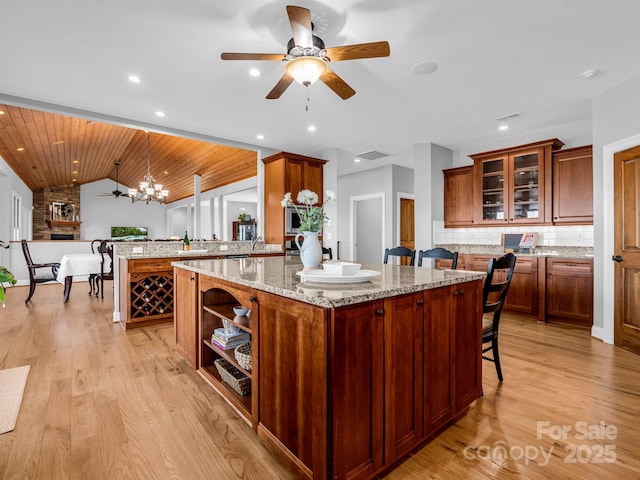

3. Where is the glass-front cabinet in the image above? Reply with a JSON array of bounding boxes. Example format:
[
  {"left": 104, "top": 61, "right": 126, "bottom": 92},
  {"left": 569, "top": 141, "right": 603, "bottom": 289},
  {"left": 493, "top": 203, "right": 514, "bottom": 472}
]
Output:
[{"left": 472, "top": 139, "right": 564, "bottom": 225}]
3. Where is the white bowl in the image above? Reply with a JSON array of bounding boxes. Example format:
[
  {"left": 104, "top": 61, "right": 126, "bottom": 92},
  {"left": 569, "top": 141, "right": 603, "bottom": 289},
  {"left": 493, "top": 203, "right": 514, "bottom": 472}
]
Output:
[
  {"left": 233, "top": 306, "right": 249, "bottom": 316},
  {"left": 322, "top": 261, "right": 361, "bottom": 276}
]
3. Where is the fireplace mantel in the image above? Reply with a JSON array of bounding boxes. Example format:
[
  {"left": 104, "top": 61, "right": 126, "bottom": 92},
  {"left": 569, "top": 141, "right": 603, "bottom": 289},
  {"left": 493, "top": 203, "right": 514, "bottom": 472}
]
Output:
[{"left": 47, "top": 220, "right": 82, "bottom": 229}]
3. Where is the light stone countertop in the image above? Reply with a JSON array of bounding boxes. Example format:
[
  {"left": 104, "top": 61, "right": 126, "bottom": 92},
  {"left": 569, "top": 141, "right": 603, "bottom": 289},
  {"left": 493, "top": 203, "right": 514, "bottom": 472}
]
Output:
[
  {"left": 436, "top": 244, "right": 593, "bottom": 259},
  {"left": 115, "top": 240, "right": 282, "bottom": 259},
  {"left": 172, "top": 256, "right": 486, "bottom": 308}
]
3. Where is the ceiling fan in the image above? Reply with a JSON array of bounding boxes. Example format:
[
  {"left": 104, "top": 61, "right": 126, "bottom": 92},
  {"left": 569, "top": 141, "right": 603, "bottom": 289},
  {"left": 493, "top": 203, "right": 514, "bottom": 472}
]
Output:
[
  {"left": 221, "top": 5, "right": 390, "bottom": 100},
  {"left": 99, "top": 162, "right": 129, "bottom": 198}
]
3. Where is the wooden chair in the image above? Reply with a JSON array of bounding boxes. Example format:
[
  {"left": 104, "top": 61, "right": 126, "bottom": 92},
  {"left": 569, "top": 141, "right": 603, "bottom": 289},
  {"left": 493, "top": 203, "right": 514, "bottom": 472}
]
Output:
[
  {"left": 21, "top": 239, "right": 61, "bottom": 303},
  {"left": 482, "top": 253, "right": 517, "bottom": 382},
  {"left": 417, "top": 247, "right": 459, "bottom": 269},
  {"left": 383, "top": 246, "right": 416, "bottom": 266},
  {"left": 88, "top": 239, "right": 102, "bottom": 296},
  {"left": 322, "top": 247, "right": 333, "bottom": 260},
  {"left": 96, "top": 240, "right": 114, "bottom": 299}
]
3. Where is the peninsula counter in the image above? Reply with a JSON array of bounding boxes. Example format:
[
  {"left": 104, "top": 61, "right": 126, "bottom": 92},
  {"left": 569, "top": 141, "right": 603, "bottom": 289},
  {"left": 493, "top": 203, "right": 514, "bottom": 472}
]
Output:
[{"left": 172, "top": 256, "right": 486, "bottom": 480}]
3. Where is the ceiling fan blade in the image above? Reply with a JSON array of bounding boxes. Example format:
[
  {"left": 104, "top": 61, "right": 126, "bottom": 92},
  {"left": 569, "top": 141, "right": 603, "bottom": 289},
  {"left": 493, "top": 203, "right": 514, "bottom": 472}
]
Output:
[
  {"left": 324, "top": 41, "right": 391, "bottom": 62},
  {"left": 266, "top": 73, "right": 294, "bottom": 99},
  {"left": 286, "top": 5, "right": 313, "bottom": 49},
  {"left": 320, "top": 69, "right": 356, "bottom": 99},
  {"left": 221, "top": 53, "right": 285, "bottom": 61}
]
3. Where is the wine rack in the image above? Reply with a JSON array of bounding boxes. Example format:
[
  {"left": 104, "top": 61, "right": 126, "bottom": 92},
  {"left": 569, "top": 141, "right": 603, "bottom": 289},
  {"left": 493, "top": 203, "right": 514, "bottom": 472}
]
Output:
[{"left": 129, "top": 271, "right": 174, "bottom": 319}]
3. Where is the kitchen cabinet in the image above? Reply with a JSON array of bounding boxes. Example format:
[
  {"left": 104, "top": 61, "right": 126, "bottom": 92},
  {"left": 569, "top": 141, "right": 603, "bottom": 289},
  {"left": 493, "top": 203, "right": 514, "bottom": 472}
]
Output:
[
  {"left": 545, "top": 257, "right": 593, "bottom": 326},
  {"left": 118, "top": 257, "right": 177, "bottom": 329},
  {"left": 174, "top": 267, "right": 198, "bottom": 368},
  {"left": 443, "top": 165, "right": 475, "bottom": 227},
  {"left": 552, "top": 145, "right": 593, "bottom": 224},
  {"left": 471, "top": 138, "right": 564, "bottom": 225},
  {"left": 263, "top": 151, "right": 327, "bottom": 245},
  {"left": 199, "top": 275, "right": 257, "bottom": 425}
]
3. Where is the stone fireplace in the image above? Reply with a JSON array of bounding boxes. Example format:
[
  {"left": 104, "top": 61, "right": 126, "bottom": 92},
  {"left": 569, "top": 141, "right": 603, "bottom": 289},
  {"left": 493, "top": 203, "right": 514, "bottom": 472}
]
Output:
[{"left": 33, "top": 185, "right": 81, "bottom": 240}]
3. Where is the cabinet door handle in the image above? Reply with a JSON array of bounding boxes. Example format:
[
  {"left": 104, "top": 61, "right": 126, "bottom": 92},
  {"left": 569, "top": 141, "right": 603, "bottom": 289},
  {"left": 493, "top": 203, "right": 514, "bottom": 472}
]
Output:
[
  {"left": 190, "top": 276, "right": 195, "bottom": 281},
  {"left": 452, "top": 290, "right": 465, "bottom": 296},
  {"left": 375, "top": 308, "right": 385, "bottom": 316},
  {"left": 417, "top": 298, "right": 425, "bottom": 305},
  {"left": 250, "top": 295, "right": 258, "bottom": 302},
  {"left": 612, "top": 255, "right": 623, "bottom": 263}
]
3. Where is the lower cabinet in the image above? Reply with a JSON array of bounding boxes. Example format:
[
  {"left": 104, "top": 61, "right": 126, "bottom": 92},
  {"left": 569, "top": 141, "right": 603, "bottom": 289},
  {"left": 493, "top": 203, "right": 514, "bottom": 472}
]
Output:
[
  {"left": 173, "top": 267, "right": 198, "bottom": 368},
  {"left": 546, "top": 257, "right": 594, "bottom": 326},
  {"left": 119, "top": 257, "right": 176, "bottom": 329}
]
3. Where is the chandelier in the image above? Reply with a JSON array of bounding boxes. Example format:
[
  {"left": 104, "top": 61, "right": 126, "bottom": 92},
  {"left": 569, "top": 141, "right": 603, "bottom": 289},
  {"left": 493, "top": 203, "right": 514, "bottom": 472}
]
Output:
[{"left": 128, "top": 131, "right": 169, "bottom": 204}]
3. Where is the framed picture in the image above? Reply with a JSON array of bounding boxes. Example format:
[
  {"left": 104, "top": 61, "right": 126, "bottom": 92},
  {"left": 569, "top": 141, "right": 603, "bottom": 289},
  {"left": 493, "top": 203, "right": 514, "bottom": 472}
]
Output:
[
  {"left": 51, "top": 202, "right": 75, "bottom": 221},
  {"left": 51, "top": 202, "right": 64, "bottom": 220}
]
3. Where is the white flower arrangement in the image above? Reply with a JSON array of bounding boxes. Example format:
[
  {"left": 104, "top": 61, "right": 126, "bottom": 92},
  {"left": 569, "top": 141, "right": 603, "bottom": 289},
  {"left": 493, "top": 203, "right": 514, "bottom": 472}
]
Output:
[{"left": 281, "top": 189, "right": 337, "bottom": 233}]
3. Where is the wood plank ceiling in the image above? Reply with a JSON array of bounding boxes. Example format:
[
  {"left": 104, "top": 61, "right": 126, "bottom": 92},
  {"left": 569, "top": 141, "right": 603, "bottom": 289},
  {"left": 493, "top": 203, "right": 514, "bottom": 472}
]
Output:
[{"left": 0, "top": 104, "right": 258, "bottom": 203}]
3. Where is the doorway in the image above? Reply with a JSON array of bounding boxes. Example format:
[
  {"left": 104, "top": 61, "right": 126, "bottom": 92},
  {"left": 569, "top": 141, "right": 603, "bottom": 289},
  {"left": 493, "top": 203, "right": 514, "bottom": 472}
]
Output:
[
  {"left": 613, "top": 145, "right": 640, "bottom": 354},
  {"left": 350, "top": 193, "right": 385, "bottom": 263},
  {"left": 398, "top": 194, "right": 415, "bottom": 266}
]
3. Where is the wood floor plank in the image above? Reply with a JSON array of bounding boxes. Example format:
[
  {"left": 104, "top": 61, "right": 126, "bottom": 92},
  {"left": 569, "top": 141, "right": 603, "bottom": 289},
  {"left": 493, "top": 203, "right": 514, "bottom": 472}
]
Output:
[{"left": 0, "top": 283, "right": 639, "bottom": 479}]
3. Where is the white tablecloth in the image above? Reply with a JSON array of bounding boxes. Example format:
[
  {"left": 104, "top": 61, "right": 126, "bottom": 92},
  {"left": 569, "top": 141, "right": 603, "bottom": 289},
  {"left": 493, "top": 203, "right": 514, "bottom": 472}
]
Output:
[{"left": 56, "top": 253, "right": 102, "bottom": 283}]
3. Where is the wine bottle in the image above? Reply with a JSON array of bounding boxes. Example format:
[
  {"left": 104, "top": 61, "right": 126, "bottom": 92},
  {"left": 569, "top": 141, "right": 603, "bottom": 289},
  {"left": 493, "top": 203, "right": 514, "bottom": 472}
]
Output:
[{"left": 183, "top": 230, "right": 190, "bottom": 251}]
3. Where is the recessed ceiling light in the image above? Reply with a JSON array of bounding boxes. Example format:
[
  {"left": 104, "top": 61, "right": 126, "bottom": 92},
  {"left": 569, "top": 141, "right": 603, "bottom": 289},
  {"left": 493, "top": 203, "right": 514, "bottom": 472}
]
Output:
[
  {"left": 411, "top": 61, "right": 438, "bottom": 76},
  {"left": 582, "top": 69, "right": 599, "bottom": 79},
  {"left": 155, "top": 111, "right": 165, "bottom": 117},
  {"left": 354, "top": 157, "right": 361, "bottom": 163},
  {"left": 249, "top": 68, "right": 260, "bottom": 77},
  {"left": 72, "top": 178, "right": 77, "bottom": 182},
  {"left": 0, "top": 110, "right": 5, "bottom": 115},
  {"left": 72, "top": 170, "right": 77, "bottom": 174},
  {"left": 308, "top": 125, "right": 316, "bottom": 132},
  {"left": 73, "top": 160, "right": 78, "bottom": 164},
  {"left": 256, "top": 134, "right": 264, "bottom": 140},
  {"left": 16, "top": 147, "right": 24, "bottom": 152},
  {"left": 52, "top": 140, "right": 64, "bottom": 145},
  {"left": 499, "top": 125, "right": 509, "bottom": 131},
  {"left": 128, "top": 75, "right": 141, "bottom": 83}
]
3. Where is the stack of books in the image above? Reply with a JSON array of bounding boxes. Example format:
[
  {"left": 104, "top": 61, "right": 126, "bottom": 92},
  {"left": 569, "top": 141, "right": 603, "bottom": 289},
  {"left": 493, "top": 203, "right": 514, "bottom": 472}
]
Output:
[{"left": 211, "top": 328, "right": 250, "bottom": 350}]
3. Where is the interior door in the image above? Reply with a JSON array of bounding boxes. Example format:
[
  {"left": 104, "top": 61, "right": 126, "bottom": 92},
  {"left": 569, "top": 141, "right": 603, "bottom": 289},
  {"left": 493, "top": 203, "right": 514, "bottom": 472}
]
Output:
[
  {"left": 614, "top": 145, "right": 640, "bottom": 354},
  {"left": 354, "top": 197, "right": 383, "bottom": 263},
  {"left": 399, "top": 198, "right": 414, "bottom": 266}
]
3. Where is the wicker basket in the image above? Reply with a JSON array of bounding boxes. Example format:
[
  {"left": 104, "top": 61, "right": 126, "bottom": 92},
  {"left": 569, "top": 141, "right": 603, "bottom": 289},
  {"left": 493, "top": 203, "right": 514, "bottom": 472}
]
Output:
[
  {"left": 214, "top": 359, "right": 251, "bottom": 396},
  {"left": 234, "top": 341, "right": 252, "bottom": 371}
]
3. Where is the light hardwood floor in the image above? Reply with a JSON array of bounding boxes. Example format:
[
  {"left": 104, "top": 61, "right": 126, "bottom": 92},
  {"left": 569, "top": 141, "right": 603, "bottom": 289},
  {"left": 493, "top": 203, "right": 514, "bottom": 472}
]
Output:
[{"left": 0, "top": 282, "right": 638, "bottom": 479}]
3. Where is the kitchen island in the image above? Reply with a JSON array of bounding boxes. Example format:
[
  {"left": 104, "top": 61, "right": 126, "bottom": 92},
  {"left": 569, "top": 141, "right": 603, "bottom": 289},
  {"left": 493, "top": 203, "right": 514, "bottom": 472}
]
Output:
[{"left": 172, "top": 256, "right": 486, "bottom": 480}]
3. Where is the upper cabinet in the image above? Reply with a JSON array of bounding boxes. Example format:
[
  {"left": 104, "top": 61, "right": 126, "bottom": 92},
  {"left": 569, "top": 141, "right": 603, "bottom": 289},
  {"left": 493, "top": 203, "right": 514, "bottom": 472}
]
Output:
[
  {"left": 470, "top": 138, "right": 564, "bottom": 225},
  {"left": 552, "top": 145, "right": 593, "bottom": 224},
  {"left": 263, "top": 151, "right": 327, "bottom": 245},
  {"left": 443, "top": 166, "right": 475, "bottom": 227}
]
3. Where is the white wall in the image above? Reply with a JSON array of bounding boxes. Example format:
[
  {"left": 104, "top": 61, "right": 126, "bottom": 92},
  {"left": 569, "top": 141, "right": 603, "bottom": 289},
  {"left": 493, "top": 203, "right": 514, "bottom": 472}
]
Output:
[
  {"left": 592, "top": 72, "right": 640, "bottom": 338},
  {"left": 81, "top": 179, "right": 167, "bottom": 239}
]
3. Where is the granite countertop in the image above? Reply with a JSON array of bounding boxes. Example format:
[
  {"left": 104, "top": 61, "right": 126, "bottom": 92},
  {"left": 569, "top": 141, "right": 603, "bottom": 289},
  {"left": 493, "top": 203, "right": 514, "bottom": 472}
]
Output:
[
  {"left": 436, "top": 244, "right": 594, "bottom": 259},
  {"left": 172, "top": 256, "right": 486, "bottom": 308},
  {"left": 115, "top": 240, "right": 283, "bottom": 259}
]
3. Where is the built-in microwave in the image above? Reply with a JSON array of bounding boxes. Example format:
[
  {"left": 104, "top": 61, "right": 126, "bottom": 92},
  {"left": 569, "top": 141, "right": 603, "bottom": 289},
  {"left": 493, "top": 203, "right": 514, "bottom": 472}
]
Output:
[{"left": 285, "top": 206, "right": 301, "bottom": 235}]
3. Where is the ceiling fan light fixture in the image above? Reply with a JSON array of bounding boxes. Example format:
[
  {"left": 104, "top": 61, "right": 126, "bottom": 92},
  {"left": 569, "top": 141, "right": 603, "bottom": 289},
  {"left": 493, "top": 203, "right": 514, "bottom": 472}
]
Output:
[{"left": 285, "top": 56, "right": 327, "bottom": 86}]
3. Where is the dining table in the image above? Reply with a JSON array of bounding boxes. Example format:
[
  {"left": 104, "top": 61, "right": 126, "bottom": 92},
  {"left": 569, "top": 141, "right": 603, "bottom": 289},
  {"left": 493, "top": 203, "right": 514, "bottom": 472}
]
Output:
[{"left": 56, "top": 253, "right": 102, "bottom": 303}]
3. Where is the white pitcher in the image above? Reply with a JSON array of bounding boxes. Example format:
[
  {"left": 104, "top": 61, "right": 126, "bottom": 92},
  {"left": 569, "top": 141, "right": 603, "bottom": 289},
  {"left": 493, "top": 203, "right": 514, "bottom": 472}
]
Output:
[{"left": 295, "top": 231, "right": 323, "bottom": 269}]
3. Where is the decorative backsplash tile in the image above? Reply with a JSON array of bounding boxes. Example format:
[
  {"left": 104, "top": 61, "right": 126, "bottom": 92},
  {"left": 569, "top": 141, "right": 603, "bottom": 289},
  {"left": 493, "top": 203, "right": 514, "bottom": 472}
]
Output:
[{"left": 433, "top": 221, "right": 594, "bottom": 247}]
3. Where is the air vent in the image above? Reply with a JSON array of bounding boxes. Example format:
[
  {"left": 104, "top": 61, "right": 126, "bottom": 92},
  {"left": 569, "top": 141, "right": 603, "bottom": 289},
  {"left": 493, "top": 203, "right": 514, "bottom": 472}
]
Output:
[
  {"left": 356, "top": 150, "right": 390, "bottom": 161},
  {"left": 495, "top": 112, "right": 520, "bottom": 122}
]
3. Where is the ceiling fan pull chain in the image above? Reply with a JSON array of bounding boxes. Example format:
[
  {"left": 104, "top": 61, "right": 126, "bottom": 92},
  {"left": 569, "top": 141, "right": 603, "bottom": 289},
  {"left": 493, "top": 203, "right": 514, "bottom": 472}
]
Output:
[{"left": 305, "top": 84, "right": 310, "bottom": 111}]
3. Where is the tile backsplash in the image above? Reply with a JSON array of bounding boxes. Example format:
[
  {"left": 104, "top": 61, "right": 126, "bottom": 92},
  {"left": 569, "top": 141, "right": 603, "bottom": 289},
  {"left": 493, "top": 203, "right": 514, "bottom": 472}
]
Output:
[{"left": 433, "top": 221, "right": 594, "bottom": 247}]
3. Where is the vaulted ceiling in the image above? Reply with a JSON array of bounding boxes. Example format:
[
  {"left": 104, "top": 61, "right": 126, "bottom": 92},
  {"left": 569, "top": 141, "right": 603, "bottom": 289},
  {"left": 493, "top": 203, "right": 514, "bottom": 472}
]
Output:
[{"left": 0, "top": 104, "right": 257, "bottom": 202}]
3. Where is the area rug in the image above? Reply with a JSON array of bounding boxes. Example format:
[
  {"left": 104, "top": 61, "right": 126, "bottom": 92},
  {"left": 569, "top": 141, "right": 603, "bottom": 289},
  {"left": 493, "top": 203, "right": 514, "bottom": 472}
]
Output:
[{"left": 0, "top": 365, "right": 30, "bottom": 434}]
